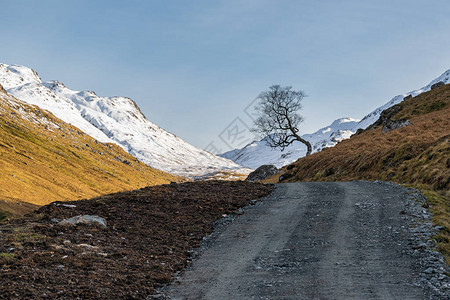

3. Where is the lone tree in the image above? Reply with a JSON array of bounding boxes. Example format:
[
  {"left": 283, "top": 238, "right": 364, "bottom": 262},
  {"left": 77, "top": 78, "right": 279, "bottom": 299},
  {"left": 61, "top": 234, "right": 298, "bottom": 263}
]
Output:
[{"left": 252, "top": 85, "right": 312, "bottom": 156}]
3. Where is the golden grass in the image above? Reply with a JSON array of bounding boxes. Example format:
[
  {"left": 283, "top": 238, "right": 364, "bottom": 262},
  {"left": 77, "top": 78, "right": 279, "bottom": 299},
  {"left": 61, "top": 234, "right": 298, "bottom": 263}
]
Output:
[{"left": 0, "top": 91, "right": 182, "bottom": 215}]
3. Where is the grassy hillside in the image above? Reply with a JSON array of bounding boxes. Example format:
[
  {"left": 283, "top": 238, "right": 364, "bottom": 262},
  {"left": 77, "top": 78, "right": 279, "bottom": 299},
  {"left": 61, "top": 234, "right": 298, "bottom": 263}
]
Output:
[
  {"left": 0, "top": 87, "right": 181, "bottom": 216},
  {"left": 266, "top": 83, "right": 450, "bottom": 262}
]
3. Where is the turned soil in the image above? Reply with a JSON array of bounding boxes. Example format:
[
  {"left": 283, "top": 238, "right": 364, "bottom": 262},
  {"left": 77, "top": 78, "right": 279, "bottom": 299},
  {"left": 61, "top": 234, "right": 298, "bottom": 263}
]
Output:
[{"left": 0, "top": 181, "right": 273, "bottom": 299}]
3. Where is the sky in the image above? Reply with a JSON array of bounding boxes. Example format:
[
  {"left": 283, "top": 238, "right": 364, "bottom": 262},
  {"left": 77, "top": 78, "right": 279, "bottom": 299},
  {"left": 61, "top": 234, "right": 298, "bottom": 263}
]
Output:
[{"left": 1, "top": 0, "right": 450, "bottom": 153}]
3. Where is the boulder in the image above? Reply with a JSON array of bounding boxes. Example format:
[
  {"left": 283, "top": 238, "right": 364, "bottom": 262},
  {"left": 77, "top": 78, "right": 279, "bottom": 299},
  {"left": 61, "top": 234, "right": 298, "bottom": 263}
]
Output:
[
  {"left": 431, "top": 81, "right": 445, "bottom": 90},
  {"left": 370, "top": 105, "right": 402, "bottom": 129},
  {"left": 369, "top": 104, "right": 411, "bottom": 133},
  {"left": 245, "top": 165, "right": 280, "bottom": 182},
  {"left": 278, "top": 172, "right": 293, "bottom": 182},
  {"left": 382, "top": 119, "right": 411, "bottom": 133},
  {"left": 58, "top": 215, "right": 107, "bottom": 228},
  {"left": 403, "top": 94, "right": 412, "bottom": 101}
]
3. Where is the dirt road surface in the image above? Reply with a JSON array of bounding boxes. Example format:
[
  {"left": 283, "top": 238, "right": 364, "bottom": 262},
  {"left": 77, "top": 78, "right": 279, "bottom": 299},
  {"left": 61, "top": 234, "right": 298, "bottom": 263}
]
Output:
[{"left": 164, "top": 182, "right": 446, "bottom": 299}]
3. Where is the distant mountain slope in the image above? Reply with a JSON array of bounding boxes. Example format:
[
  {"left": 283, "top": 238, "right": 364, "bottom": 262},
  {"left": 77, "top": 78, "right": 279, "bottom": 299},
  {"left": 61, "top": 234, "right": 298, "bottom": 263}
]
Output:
[
  {"left": 0, "top": 86, "right": 178, "bottom": 214},
  {"left": 220, "top": 69, "right": 450, "bottom": 169},
  {"left": 0, "top": 64, "right": 246, "bottom": 177}
]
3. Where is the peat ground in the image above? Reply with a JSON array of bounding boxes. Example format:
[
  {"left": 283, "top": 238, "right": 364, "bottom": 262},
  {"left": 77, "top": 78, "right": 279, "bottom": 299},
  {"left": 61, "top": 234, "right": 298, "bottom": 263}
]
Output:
[{"left": 0, "top": 181, "right": 273, "bottom": 299}]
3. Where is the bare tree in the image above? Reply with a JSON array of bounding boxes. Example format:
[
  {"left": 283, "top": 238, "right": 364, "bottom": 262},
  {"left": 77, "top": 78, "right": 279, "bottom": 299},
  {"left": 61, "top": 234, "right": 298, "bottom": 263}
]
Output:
[{"left": 252, "top": 85, "right": 312, "bottom": 156}]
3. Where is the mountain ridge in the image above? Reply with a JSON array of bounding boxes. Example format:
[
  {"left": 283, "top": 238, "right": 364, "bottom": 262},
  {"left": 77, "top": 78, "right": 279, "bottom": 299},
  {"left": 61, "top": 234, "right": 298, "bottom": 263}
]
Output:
[{"left": 0, "top": 63, "right": 248, "bottom": 178}]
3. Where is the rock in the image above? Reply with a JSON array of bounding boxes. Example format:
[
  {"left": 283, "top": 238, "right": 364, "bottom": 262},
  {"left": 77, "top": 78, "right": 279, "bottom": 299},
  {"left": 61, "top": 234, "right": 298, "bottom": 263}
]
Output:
[
  {"left": 413, "top": 242, "right": 427, "bottom": 250},
  {"left": 403, "top": 94, "right": 412, "bottom": 101},
  {"left": 0, "top": 84, "right": 6, "bottom": 94},
  {"left": 245, "top": 165, "right": 280, "bottom": 182},
  {"left": 55, "top": 203, "right": 76, "bottom": 208},
  {"left": 350, "top": 128, "right": 365, "bottom": 138},
  {"left": 368, "top": 105, "right": 402, "bottom": 130},
  {"left": 431, "top": 81, "right": 445, "bottom": 90},
  {"left": 77, "top": 244, "right": 99, "bottom": 250},
  {"left": 368, "top": 101, "right": 411, "bottom": 133},
  {"left": 424, "top": 267, "right": 434, "bottom": 274},
  {"left": 58, "top": 215, "right": 107, "bottom": 228},
  {"left": 279, "top": 172, "right": 293, "bottom": 182},
  {"left": 382, "top": 119, "right": 411, "bottom": 133}
]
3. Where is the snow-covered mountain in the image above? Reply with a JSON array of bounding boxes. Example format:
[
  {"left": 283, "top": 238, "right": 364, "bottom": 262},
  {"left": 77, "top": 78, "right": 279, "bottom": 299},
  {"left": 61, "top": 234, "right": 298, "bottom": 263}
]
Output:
[
  {"left": 0, "top": 63, "right": 247, "bottom": 177},
  {"left": 220, "top": 69, "right": 450, "bottom": 169}
]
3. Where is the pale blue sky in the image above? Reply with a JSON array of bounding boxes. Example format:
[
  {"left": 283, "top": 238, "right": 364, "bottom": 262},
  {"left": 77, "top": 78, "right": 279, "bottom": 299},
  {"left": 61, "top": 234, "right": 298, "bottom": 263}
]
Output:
[{"left": 1, "top": 0, "right": 449, "bottom": 151}]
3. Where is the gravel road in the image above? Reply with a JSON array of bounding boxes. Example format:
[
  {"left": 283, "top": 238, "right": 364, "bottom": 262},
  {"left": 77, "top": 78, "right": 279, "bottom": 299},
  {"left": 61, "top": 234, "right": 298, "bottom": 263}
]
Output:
[{"left": 163, "top": 182, "right": 449, "bottom": 300}]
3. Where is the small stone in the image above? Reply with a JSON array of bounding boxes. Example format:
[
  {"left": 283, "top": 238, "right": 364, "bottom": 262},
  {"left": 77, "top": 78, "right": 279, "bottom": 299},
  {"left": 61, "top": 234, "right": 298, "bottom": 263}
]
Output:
[
  {"left": 55, "top": 203, "right": 76, "bottom": 208},
  {"left": 424, "top": 267, "right": 434, "bottom": 274},
  {"left": 414, "top": 242, "right": 427, "bottom": 250},
  {"left": 58, "top": 215, "right": 107, "bottom": 228},
  {"left": 76, "top": 244, "right": 99, "bottom": 250}
]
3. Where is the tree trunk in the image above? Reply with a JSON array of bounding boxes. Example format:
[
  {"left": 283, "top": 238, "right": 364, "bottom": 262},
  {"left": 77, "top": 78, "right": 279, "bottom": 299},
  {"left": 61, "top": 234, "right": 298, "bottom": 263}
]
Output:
[{"left": 295, "top": 136, "right": 312, "bottom": 156}]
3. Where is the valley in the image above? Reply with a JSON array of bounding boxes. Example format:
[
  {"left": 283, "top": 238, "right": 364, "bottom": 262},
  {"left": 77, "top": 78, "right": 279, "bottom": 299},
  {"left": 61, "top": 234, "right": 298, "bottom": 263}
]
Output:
[
  {"left": 0, "top": 64, "right": 448, "bottom": 299},
  {"left": 2, "top": 1, "right": 450, "bottom": 298}
]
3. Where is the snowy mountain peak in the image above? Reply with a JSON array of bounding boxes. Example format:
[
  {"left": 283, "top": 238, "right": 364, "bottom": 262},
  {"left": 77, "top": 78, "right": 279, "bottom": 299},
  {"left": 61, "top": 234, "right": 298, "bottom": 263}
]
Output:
[
  {"left": 221, "top": 68, "right": 450, "bottom": 169},
  {"left": 0, "top": 63, "right": 247, "bottom": 177},
  {"left": 329, "top": 117, "right": 361, "bottom": 128},
  {"left": 0, "top": 64, "right": 42, "bottom": 89}
]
